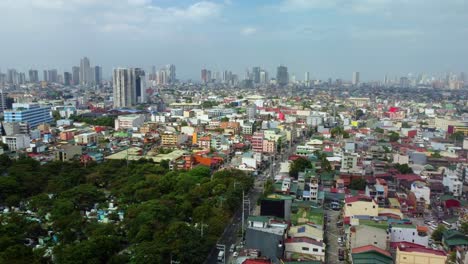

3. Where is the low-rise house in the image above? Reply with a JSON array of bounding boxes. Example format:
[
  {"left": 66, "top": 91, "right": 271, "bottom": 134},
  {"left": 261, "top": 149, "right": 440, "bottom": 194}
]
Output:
[
  {"left": 284, "top": 237, "right": 326, "bottom": 262},
  {"left": 349, "top": 225, "right": 389, "bottom": 251},
  {"left": 55, "top": 145, "right": 82, "bottom": 162},
  {"left": 344, "top": 195, "right": 379, "bottom": 218},
  {"left": 245, "top": 216, "right": 288, "bottom": 264},
  {"left": 395, "top": 244, "right": 446, "bottom": 264},
  {"left": 442, "top": 230, "right": 468, "bottom": 251},
  {"left": 351, "top": 245, "right": 393, "bottom": 264}
]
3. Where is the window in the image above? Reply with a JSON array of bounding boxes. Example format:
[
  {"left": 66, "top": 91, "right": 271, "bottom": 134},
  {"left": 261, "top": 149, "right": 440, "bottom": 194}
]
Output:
[
  {"left": 374, "top": 242, "right": 378, "bottom": 245},
  {"left": 302, "top": 247, "right": 309, "bottom": 251},
  {"left": 347, "top": 204, "right": 352, "bottom": 207},
  {"left": 313, "top": 248, "right": 318, "bottom": 252},
  {"left": 373, "top": 206, "right": 376, "bottom": 208}
]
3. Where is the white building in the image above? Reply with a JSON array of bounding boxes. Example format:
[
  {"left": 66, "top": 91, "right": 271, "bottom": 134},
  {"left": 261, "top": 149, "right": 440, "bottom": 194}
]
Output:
[
  {"left": 2, "top": 134, "right": 30, "bottom": 151},
  {"left": 115, "top": 114, "right": 146, "bottom": 131},
  {"left": 443, "top": 168, "right": 463, "bottom": 197},
  {"left": 113, "top": 68, "right": 136, "bottom": 108},
  {"left": 410, "top": 182, "right": 431, "bottom": 205},
  {"left": 390, "top": 225, "right": 429, "bottom": 247},
  {"left": 341, "top": 153, "right": 359, "bottom": 171}
]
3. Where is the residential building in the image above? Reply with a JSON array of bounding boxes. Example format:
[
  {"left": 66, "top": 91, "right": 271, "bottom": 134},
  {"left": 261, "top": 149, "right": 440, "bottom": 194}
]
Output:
[
  {"left": 351, "top": 245, "right": 393, "bottom": 264},
  {"left": 114, "top": 114, "right": 145, "bottom": 130},
  {"left": 390, "top": 225, "right": 429, "bottom": 247},
  {"left": 55, "top": 145, "right": 83, "bottom": 162},
  {"left": 245, "top": 216, "right": 288, "bottom": 264},
  {"left": 4, "top": 103, "right": 53, "bottom": 128},
  {"left": 410, "top": 182, "right": 430, "bottom": 205},
  {"left": 284, "top": 237, "right": 326, "bottom": 262},
  {"left": 2, "top": 134, "right": 30, "bottom": 151},
  {"left": 395, "top": 245, "right": 446, "bottom": 264},
  {"left": 74, "top": 132, "right": 99, "bottom": 145},
  {"left": 113, "top": 68, "right": 136, "bottom": 108},
  {"left": 443, "top": 168, "right": 463, "bottom": 197},
  {"left": 349, "top": 225, "right": 389, "bottom": 251},
  {"left": 344, "top": 196, "right": 379, "bottom": 218},
  {"left": 252, "top": 132, "right": 264, "bottom": 153}
]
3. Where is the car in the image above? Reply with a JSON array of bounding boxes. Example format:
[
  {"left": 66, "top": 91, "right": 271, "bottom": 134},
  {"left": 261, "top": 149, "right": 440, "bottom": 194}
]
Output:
[
  {"left": 229, "top": 244, "right": 235, "bottom": 253},
  {"left": 233, "top": 252, "right": 239, "bottom": 258},
  {"left": 431, "top": 244, "right": 438, "bottom": 250},
  {"left": 338, "top": 237, "right": 343, "bottom": 243}
]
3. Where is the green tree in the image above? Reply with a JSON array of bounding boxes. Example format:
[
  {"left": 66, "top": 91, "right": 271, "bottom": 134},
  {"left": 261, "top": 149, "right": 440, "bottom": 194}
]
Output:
[
  {"left": 401, "top": 122, "right": 411, "bottom": 128},
  {"left": 460, "top": 221, "right": 468, "bottom": 235},
  {"left": 220, "top": 117, "right": 229, "bottom": 122},
  {"left": 52, "top": 110, "right": 62, "bottom": 121},
  {"left": 349, "top": 178, "right": 367, "bottom": 190},
  {"left": 450, "top": 131, "right": 464, "bottom": 142},
  {"left": 388, "top": 131, "right": 400, "bottom": 142},
  {"left": 374, "top": 127, "right": 384, "bottom": 133},
  {"left": 395, "top": 163, "right": 413, "bottom": 174},
  {"left": 290, "top": 157, "right": 313, "bottom": 178},
  {"left": 431, "top": 225, "right": 446, "bottom": 242}
]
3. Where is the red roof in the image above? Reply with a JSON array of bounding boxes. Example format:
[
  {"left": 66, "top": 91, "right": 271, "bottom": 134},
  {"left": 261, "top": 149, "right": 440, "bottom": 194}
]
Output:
[
  {"left": 394, "top": 174, "right": 423, "bottom": 182},
  {"left": 352, "top": 245, "right": 392, "bottom": 257},
  {"left": 390, "top": 242, "right": 426, "bottom": 249},
  {"left": 284, "top": 237, "right": 323, "bottom": 246},
  {"left": 398, "top": 245, "right": 446, "bottom": 256},
  {"left": 345, "top": 195, "right": 374, "bottom": 203}
]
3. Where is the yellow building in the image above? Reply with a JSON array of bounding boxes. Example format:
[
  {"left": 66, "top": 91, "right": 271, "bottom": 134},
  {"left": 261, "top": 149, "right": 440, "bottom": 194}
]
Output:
[
  {"left": 395, "top": 246, "right": 447, "bottom": 264},
  {"left": 161, "top": 132, "right": 178, "bottom": 146},
  {"left": 344, "top": 196, "right": 379, "bottom": 218}
]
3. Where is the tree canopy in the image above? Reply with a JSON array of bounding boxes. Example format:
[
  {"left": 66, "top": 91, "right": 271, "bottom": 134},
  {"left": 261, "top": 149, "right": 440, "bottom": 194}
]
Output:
[{"left": 0, "top": 155, "right": 253, "bottom": 263}]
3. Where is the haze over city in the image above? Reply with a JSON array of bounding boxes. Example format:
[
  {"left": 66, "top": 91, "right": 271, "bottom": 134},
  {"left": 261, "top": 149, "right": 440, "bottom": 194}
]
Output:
[{"left": 1, "top": 0, "right": 468, "bottom": 80}]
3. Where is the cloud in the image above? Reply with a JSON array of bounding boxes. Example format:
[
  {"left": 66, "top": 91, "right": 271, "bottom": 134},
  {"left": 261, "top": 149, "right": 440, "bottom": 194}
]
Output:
[
  {"left": 278, "top": 0, "right": 338, "bottom": 11},
  {"left": 240, "top": 27, "right": 257, "bottom": 36}
]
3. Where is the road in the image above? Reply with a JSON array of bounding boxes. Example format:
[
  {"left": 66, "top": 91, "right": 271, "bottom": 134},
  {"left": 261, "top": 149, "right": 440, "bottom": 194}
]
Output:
[
  {"left": 205, "top": 139, "right": 299, "bottom": 264},
  {"left": 325, "top": 209, "right": 343, "bottom": 264}
]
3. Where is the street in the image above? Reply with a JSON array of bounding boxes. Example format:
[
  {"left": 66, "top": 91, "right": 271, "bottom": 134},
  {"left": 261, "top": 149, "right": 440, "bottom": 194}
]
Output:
[
  {"left": 205, "top": 139, "right": 299, "bottom": 264},
  {"left": 325, "top": 209, "right": 343, "bottom": 264}
]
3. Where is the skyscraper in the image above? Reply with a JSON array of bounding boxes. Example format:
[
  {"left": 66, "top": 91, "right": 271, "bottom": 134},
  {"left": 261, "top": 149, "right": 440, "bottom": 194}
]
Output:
[
  {"left": 72, "top": 66, "right": 80, "bottom": 85},
  {"left": 135, "top": 68, "right": 146, "bottom": 103},
  {"left": 48, "top": 69, "right": 58, "bottom": 83},
  {"left": 64, "top": 72, "right": 72, "bottom": 86},
  {"left": 28, "top": 70, "right": 39, "bottom": 83},
  {"left": 276, "top": 65, "right": 288, "bottom": 86},
  {"left": 7, "top": 69, "right": 17, "bottom": 84},
  {"left": 113, "top": 68, "right": 136, "bottom": 108},
  {"left": 94, "top": 66, "right": 102, "bottom": 85},
  {"left": 260, "top": 70, "right": 268, "bottom": 84},
  {"left": 80, "top": 57, "right": 91, "bottom": 85},
  {"left": 167, "top": 64, "right": 176, "bottom": 83},
  {"left": 304, "top": 72, "right": 310, "bottom": 83},
  {"left": 352, "top": 72, "right": 360, "bottom": 85},
  {"left": 43, "top": 70, "right": 48, "bottom": 82},
  {"left": 201, "top": 69, "right": 208, "bottom": 84},
  {"left": 252, "top": 67, "right": 261, "bottom": 84}
]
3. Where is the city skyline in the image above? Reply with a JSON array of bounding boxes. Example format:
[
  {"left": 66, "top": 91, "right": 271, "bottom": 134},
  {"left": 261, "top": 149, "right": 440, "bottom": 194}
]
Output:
[{"left": 0, "top": 0, "right": 467, "bottom": 80}]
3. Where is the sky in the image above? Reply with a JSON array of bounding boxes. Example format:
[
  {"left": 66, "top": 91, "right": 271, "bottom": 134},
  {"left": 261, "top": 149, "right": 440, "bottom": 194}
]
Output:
[{"left": 0, "top": 0, "right": 467, "bottom": 81}]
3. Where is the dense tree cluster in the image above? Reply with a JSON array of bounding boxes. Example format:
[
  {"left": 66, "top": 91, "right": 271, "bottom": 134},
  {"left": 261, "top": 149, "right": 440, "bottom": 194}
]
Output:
[
  {"left": 69, "top": 115, "right": 115, "bottom": 127},
  {"left": 0, "top": 155, "right": 253, "bottom": 263}
]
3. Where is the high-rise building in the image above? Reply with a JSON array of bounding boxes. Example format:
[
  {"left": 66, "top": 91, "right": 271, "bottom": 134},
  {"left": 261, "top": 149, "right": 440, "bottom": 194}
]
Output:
[
  {"left": 167, "top": 64, "right": 176, "bottom": 83},
  {"left": 113, "top": 68, "right": 136, "bottom": 108},
  {"left": 94, "top": 66, "right": 102, "bottom": 85},
  {"left": 276, "top": 65, "right": 288, "bottom": 86},
  {"left": 201, "top": 69, "right": 208, "bottom": 84},
  {"left": 252, "top": 67, "right": 261, "bottom": 84},
  {"left": 48, "top": 69, "right": 58, "bottom": 83},
  {"left": 7, "top": 69, "right": 17, "bottom": 84},
  {"left": 43, "top": 70, "right": 48, "bottom": 82},
  {"left": 260, "top": 70, "right": 268, "bottom": 84},
  {"left": 28, "top": 70, "right": 39, "bottom": 83},
  {"left": 151, "top": 66, "right": 157, "bottom": 81},
  {"left": 18, "top": 73, "right": 26, "bottom": 84},
  {"left": 135, "top": 68, "right": 146, "bottom": 103},
  {"left": 352, "top": 72, "right": 360, "bottom": 85},
  {"left": 72, "top": 66, "right": 80, "bottom": 85},
  {"left": 0, "top": 90, "right": 8, "bottom": 112},
  {"left": 304, "top": 72, "right": 310, "bottom": 83},
  {"left": 64, "top": 72, "right": 72, "bottom": 86},
  {"left": 80, "top": 57, "right": 91, "bottom": 85},
  {"left": 4, "top": 103, "right": 53, "bottom": 128},
  {"left": 157, "top": 69, "right": 167, "bottom": 85}
]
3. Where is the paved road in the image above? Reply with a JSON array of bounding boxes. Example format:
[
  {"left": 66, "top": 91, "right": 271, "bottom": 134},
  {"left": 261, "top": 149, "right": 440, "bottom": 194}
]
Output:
[
  {"left": 205, "top": 140, "right": 299, "bottom": 264},
  {"left": 325, "top": 209, "right": 343, "bottom": 264}
]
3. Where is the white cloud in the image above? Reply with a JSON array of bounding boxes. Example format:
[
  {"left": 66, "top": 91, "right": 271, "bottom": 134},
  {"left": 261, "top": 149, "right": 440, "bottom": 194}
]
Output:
[
  {"left": 240, "top": 27, "right": 257, "bottom": 36},
  {"left": 278, "top": 0, "right": 339, "bottom": 11}
]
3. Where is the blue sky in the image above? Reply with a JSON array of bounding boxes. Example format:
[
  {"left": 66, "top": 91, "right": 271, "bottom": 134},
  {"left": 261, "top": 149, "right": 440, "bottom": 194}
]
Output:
[{"left": 0, "top": 0, "right": 467, "bottom": 81}]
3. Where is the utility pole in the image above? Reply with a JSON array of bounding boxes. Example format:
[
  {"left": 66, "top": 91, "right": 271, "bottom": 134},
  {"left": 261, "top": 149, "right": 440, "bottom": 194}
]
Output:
[{"left": 241, "top": 190, "right": 245, "bottom": 234}]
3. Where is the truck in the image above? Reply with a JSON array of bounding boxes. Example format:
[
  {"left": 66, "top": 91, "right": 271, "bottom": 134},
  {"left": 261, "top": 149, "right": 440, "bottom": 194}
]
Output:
[{"left": 217, "top": 250, "right": 225, "bottom": 263}]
